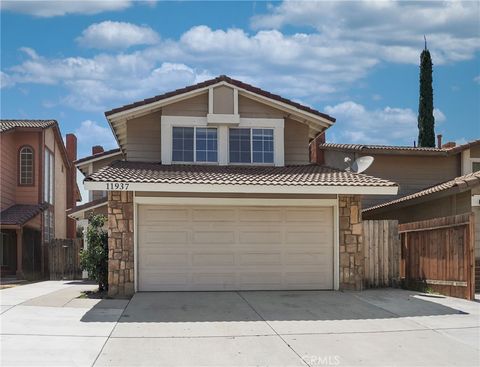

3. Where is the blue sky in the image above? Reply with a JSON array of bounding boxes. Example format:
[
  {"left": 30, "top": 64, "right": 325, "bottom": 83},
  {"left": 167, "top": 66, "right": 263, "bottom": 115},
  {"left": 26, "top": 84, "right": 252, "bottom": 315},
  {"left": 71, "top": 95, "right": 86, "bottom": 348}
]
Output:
[{"left": 2, "top": 0, "right": 479, "bottom": 162}]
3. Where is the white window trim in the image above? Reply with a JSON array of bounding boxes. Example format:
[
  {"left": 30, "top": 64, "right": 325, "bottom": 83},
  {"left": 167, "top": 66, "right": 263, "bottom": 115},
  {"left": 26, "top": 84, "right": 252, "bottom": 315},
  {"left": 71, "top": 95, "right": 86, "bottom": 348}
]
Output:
[
  {"left": 228, "top": 127, "right": 276, "bottom": 166},
  {"left": 161, "top": 115, "right": 284, "bottom": 166},
  {"left": 171, "top": 126, "right": 219, "bottom": 164}
]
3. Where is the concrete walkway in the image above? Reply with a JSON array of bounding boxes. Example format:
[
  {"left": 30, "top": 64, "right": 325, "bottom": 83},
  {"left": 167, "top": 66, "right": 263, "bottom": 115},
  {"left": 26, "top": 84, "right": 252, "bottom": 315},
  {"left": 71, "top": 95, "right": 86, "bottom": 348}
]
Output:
[{"left": 1, "top": 281, "right": 479, "bottom": 366}]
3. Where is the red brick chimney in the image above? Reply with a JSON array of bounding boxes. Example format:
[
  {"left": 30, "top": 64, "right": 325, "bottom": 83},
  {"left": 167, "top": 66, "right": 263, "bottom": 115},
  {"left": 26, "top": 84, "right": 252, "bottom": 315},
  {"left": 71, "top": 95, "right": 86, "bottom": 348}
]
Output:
[
  {"left": 310, "top": 132, "right": 326, "bottom": 164},
  {"left": 66, "top": 134, "right": 77, "bottom": 239},
  {"left": 92, "top": 145, "right": 104, "bottom": 155}
]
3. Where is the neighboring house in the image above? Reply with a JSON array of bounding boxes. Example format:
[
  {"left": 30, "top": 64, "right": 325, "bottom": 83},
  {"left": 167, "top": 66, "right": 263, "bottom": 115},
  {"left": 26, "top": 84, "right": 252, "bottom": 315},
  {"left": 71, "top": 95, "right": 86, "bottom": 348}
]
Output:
[
  {"left": 311, "top": 136, "right": 480, "bottom": 209},
  {"left": 362, "top": 171, "right": 480, "bottom": 291},
  {"left": 0, "top": 120, "right": 80, "bottom": 279},
  {"left": 67, "top": 146, "right": 122, "bottom": 221},
  {"left": 80, "top": 75, "right": 398, "bottom": 297}
]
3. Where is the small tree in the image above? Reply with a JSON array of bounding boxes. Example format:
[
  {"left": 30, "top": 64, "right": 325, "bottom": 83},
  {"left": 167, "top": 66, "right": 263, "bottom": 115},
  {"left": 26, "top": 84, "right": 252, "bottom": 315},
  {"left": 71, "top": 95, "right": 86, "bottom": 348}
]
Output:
[
  {"left": 417, "top": 37, "right": 435, "bottom": 147},
  {"left": 80, "top": 214, "right": 108, "bottom": 291}
]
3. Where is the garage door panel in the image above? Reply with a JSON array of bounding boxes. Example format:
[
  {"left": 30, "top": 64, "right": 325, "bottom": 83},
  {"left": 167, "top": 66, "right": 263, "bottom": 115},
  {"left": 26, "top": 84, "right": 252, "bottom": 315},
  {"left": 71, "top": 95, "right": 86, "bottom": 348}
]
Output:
[
  {"left": 142, "top": 253, "right": 189, "bottom": 266},
  {"left": 285, "top": 208, "right": 333, "bottom": 223},
  {"left": 238, "top": 252, "right": 282, "bottom": 265},
  {"left": 238, "top": 209, "right": 283, "bottom": 222},
  {"left": 140, "top": 207, "right": 189, "bottom": 223},
  {"left": 285, "top": 231, "right": 330, "bottom": 244},
  {"left": 141, "top": 230, "right": 189, "bottom": 244},
  {"left": 192, "top": 208, "right": 237, "bottom": 222},
  {"left": 192, "top": 231, "right": 235, "bottom": 244},
  {"left": 138, "top": 205, "right": 334, "bottom": 291},
  {"left": 192, "top": 253, "right": 235, "bottom": 266},
  {"left": 239, "top": 231, "right": 282, "bottom": 244}
]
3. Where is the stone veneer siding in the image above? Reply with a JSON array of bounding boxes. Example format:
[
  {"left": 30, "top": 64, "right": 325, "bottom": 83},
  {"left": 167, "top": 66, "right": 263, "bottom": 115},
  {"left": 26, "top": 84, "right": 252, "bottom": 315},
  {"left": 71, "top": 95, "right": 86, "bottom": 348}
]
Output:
[
  {"left": 108, "top": 191, "right": 134, "bottom": 297},
  {"left": 339, "top": 195, "right": 364, "bottom": 290},
  {"left": 107, "top": 192, "right": 364, "bottom": 296}
]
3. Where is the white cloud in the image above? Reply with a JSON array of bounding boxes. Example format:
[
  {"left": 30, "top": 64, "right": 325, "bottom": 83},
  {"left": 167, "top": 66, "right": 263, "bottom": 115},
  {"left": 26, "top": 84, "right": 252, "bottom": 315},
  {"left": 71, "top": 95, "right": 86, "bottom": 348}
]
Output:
[
  {"left": 251, "top": 1, "right": 480, "bottom": 64},
  {"left": 325, "top": 101, "right": 425, "bottom": 145},
  {"left": 0, "top": 71, "right": 13, "bottom": 88},
  {"left": 433, "top": 108, "right": 446, "bottom": 123},
  {"left": 77, "top": 21, "right": 159, "bottom": 49},
  {"left": 74, "top": 120, "right": 117, "bottom": 149},
  {"left": 474, "top": 75, "right": 480, "bottom": 84},
  {"left": 1, "top": 0, "right": 132, "bottom": 17}
]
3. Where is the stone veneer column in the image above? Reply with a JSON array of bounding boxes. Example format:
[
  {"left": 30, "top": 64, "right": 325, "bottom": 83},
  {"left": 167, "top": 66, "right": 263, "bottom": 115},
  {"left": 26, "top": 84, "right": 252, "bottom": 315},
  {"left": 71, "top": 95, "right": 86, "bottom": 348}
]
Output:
[
  {"left": 338, "top": 195, "right": 364, "bottom": 290},
  {"left": 108, "top": 191, "right": 134, "bottom": 297}
]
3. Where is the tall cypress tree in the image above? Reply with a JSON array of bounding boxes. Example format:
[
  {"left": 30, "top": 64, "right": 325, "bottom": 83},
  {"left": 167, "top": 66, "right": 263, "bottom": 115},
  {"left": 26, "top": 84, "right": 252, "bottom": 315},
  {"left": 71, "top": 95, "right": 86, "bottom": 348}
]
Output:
[{"left": 417, "top": 38, "right": 435, "bottom": 147}]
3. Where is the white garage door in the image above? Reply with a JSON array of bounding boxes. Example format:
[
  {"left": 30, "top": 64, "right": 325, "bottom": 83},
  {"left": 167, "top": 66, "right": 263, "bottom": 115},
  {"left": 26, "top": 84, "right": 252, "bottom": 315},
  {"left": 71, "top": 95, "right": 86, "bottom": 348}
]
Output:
[{"left": 138, "top": 205, "right": 334, "bottom": 291}]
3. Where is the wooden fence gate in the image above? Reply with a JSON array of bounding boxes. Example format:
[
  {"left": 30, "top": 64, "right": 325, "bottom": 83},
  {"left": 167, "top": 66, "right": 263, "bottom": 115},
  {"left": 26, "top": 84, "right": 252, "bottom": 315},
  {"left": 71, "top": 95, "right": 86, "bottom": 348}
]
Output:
[
  {"left": 48, "top": 239, "right": 83, "bottom": 280},
  {"left": 363, "top": 220, "right": 400, "bottom": 288},
  {"left": 399, "top": 213, "right": 475, "bottom": 300}
]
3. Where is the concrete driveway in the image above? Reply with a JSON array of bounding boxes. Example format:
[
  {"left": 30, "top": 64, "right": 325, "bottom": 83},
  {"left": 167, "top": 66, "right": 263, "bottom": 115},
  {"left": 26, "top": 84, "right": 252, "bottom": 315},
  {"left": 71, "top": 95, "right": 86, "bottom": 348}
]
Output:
[{"left": 1, "top": 281, "right": 479, "bottom": 366}]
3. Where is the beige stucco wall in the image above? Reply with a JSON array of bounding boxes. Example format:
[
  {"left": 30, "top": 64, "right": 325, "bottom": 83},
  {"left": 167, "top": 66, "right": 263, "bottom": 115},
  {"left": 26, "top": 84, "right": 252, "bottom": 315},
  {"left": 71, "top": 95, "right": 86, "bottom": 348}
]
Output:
[
  {"left": 238, "top": 95, "right": 284, "bottom": 118},
  {"left": 363, "top": 190, "right": 472, "bottom": 224},
  {"left": 213, "top": 86, "right": 234, "bottom": 114},
  {"left": 121, "top": 93, "right": 312, "bottom": 165},
  {"left": 125, "top": 111, "right": 162, "bottom": 162},
  {"left": 325, "top": 151, "right": 460, "bottom": 208},
  {"left": 470, "top": 145, "right": 480, "bottom": 158},
  {"left": 162, "top": 93, "right": 208, "bottom": 116},
  {"left": 284, "top": 118, "right": 310, "bottom": 165}
]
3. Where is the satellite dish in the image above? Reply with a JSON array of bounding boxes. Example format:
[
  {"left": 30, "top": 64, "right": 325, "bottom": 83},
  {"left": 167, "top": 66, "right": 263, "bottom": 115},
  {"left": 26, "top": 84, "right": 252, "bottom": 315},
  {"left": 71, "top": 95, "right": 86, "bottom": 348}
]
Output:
[{"left": 350, "top": 156, "right": 374, "bottom": 174}]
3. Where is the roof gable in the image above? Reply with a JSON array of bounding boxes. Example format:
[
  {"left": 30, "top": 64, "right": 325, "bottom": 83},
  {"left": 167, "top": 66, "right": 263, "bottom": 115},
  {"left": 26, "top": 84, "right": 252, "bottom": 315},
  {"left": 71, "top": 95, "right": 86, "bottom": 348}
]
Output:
[{"left": 105, "top": 75, "right": 335, "bottom": 123}]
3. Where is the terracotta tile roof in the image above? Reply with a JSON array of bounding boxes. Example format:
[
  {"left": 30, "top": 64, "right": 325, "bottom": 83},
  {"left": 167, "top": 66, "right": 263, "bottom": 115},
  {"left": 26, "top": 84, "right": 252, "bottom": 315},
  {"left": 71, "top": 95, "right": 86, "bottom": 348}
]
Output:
[
  {"left": 67, "top": 197, "right": 107, "bottom": 216},
  {"left": 363, "top": 170, "right": 480, "bottom": 213},
  {"left": 0, "top": 203, "right": 49, "bottom": 226},
  {"left": 104, "top": 75, "right": 335, "bottom": 122},
  {"left": 318, "top": 140, "right": 480, "bottom": 156},
  {"left": 85, "top": 161, "right": 397, "bottom": 188},
  {"left": 447, "top": 139, "right": 480, "bottom": 154},
  {"left": 74, "top": 148, "right": 122, "bottom": 165},
  {"left": 0, "top": 119, "right": 57, "bottom": 133}
]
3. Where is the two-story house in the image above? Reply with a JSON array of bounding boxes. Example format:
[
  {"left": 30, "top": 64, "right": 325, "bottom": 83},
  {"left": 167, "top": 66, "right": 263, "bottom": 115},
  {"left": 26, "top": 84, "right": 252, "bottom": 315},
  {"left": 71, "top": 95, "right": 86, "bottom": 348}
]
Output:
[
  {"left": 81, "top": 76, "right": 398, "bottom": 297},
  {"left": 0, "top": 120, "right": 80, "bottom": 279},
  {"left": 311, "top": 135, "right": 480, "bottom": 209}
]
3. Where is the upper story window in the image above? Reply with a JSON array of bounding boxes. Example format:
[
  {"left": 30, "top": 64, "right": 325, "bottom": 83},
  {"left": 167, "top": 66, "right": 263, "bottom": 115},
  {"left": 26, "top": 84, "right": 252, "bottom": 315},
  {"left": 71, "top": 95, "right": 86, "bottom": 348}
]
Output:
[
  {"left": 473, "top": 162, "right": 480, "bottom": 172},
  {"left": 172, "top": 127, "right": 218, "bottom": 163},
  {"left": 19, "top": 146, "right": 34, "bottom": 185},
  {"left": 229, "top": 128, "right": 274, "bottom": 164},
  {"left": 44, "top": 148, "right": 54, "bottom": 204}
]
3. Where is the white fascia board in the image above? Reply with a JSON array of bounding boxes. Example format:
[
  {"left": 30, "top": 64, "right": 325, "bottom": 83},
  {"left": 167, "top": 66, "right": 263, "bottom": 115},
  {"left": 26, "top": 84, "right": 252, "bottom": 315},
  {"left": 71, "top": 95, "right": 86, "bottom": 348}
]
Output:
[
  {"left": 236, "top": 88, "right": 334, "bottom": 128},
  {"left": 75, "top": 152, "right": 122, "bottom": 169},
  {"left": 107, "top": 80, "right": 334, "bottom": 128},
  {"left": 84, "top": 181, "right": 398, "bottom": 195},
  {"left": 67, "top": 201, "right": 108, "bottom": 219},
  {"left": 134, "top": 196, "right": 338, "bottom": 207}
]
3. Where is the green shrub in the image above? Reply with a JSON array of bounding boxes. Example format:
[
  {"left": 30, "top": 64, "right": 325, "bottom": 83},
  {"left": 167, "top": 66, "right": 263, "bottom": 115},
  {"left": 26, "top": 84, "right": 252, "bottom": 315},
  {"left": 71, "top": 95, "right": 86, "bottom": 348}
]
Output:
[{"left": 80, "top": 214, "right": 108, "bottom": 291}]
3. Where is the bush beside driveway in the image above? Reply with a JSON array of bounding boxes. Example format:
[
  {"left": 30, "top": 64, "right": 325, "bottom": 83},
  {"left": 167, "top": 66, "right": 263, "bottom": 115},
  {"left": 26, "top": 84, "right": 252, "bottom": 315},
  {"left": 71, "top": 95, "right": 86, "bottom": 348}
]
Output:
[{"left": 1, "top": 281, "right": 479, "bottom": 366}]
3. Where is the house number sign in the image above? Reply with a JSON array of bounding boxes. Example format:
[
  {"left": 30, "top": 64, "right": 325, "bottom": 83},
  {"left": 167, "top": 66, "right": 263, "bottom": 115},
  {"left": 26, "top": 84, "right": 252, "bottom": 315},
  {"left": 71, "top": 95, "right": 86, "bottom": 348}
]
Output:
[{"left": 105, "top": 182, "right": 130, "bottom": 190}]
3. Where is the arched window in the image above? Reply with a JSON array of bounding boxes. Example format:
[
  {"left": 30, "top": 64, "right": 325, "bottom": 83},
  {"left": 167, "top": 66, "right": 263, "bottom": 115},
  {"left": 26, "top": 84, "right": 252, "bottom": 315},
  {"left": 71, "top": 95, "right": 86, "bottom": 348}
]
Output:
[{"left": 19, "top": 146, "right": 34, "bottom": 185}]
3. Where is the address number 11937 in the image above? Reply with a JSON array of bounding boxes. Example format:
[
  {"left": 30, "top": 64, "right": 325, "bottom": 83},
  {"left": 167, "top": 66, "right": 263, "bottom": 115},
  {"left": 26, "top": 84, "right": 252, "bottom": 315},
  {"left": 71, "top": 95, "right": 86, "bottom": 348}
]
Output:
[{"left": 106, "top": 182, "right": 130, "bottom": 190}]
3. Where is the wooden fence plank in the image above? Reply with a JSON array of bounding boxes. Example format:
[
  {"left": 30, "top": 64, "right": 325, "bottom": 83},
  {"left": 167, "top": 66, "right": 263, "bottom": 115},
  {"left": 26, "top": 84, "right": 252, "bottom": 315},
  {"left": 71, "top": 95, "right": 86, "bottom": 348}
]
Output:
[
  {"left": 399, "top": 213, "right": 474, "bottom": 300},
  {"left": 48, "top": 239, "right": 83, "bottom": 280},
  {"left": 363, "top": 220, "right": 400, "bottom": 288}
]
